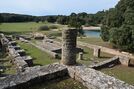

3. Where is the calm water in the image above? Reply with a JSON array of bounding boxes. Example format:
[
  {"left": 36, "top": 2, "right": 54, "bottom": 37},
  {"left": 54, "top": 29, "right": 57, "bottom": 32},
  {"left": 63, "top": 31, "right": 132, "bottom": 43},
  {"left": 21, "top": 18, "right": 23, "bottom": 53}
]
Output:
[{"left": 84, "top": 30, "right": 100, "bottom": 37}]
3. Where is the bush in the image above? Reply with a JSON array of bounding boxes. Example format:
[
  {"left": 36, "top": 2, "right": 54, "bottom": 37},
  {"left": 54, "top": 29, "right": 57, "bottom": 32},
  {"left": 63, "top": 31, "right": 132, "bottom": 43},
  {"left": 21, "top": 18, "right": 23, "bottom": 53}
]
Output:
[
  {"left": 38, "top": 25, "right": 49, "bottom": 31},
  {"left": 49, "top": 25, "right": 58, "bottom": 29}
]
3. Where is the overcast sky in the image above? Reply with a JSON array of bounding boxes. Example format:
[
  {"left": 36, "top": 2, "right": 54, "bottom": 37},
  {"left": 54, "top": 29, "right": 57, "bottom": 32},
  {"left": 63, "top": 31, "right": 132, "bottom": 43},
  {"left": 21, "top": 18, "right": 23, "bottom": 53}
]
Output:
[{"left": 0, "top": 0, "right": 119, "bottom": 16}]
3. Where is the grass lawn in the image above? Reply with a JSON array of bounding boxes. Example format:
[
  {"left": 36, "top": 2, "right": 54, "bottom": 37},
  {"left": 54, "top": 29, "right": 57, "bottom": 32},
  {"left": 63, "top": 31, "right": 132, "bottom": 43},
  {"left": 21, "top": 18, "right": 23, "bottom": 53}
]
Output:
[
  {"left": 18, "top": 41, "right": 58, "bottom": 66},
  {"left": 0, "top": 22, "right": 64, "bottom": 35},
  {"left": 77, "top": 46, "right": 114, "bottom": 66},
  {"left": 100, "top": 65, "right": 134, "bottom": 85},
  {"left": 78, "top": 37, "right": 112, "bottom": 48}
]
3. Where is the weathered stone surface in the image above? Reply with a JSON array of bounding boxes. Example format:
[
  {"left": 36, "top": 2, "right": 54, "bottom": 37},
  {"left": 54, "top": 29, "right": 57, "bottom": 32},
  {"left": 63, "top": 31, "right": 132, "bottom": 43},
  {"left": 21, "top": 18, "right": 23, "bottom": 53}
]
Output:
[
  {"left": 119, "top": 56, "right": 130, "bottom": 66},
  {"left": 0, "top": 64, "right": 68, "bottom": 89},
  {"left": 89, "top": 56, "right": 119, "bottom": 69},
  {"left": 93, "top": 47, "right": 101, "bottom": 58},
  {"left": 67, "top": 65, "right": 134, "bottom": 89},
  {"left": 0, "top": 63, "right": 134, "bottom": 89},
  {"left": 61, "top": 29, "right": 77, "bottom": 65}
]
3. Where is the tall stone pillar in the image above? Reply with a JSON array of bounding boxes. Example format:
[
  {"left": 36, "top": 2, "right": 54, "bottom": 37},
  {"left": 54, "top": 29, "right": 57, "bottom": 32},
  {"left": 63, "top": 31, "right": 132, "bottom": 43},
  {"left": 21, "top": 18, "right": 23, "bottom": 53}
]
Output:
[
  {"left": 61, "top": 29, "right": 77, "bottom": 65},
  {"left": 93, "top": 47, "right": 101, "bottom": 58}
]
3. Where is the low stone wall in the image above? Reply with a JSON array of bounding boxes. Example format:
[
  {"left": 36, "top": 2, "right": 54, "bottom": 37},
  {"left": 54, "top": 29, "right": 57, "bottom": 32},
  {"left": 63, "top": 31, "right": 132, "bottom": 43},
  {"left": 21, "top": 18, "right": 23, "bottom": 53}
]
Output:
[
  {"left": 29, "top": 41, "right": 59, "bottom": 59},
  {"left": 0, "top": 64, "right": 68, "bottom": 89},
  {"left": 78, "top": 41, "right": 134, "bottom": 59},
  {"left": 0, "top": 33, "right": 33, "bottom": 72},
  {"left": 0, "top": 64, "right": 134, "bottom": 89},
  {"left": 89, "top": 56, "right": 120, "bottom": 69},
  {"left": 67, "top": 65, "right": 134, "bottom": 89}
]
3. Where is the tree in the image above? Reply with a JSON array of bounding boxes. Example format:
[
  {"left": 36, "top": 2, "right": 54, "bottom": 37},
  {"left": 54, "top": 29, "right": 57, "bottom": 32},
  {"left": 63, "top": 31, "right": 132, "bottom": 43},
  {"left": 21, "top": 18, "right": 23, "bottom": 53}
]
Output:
[
  {"left": 101, "top": 0, "right": 134, "bottom": 52},
  {"left": 100, "top": 25, "right": 110, "bottom": 41},
  {"left": 68, "top": 16, "right": 84, "bottom": 38},
  {"left": 56, "top": 16, "right": 68, "bottom": 25},
  {"left": 0, "top": 14, "right": 3, "bottom": 24}
]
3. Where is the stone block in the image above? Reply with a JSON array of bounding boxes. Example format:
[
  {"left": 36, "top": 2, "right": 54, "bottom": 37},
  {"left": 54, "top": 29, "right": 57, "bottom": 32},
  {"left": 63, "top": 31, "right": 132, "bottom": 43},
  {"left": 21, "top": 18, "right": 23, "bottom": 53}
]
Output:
[
  {"left": 119, "top": 56, "right": 130, "bottom": 66},
  {"left": 93, "top": 47, "right": 101, "bottom": 58}
]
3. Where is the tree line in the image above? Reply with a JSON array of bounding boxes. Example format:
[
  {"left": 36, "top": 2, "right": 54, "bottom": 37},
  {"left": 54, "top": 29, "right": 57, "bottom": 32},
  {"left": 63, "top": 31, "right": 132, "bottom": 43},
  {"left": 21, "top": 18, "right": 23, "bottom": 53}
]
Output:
[
  {"left": 101, "top": 0, "right": 134, "bottom": 52},
  {"left": 0, "top": 11, "right": 105, "bottom": 26}
]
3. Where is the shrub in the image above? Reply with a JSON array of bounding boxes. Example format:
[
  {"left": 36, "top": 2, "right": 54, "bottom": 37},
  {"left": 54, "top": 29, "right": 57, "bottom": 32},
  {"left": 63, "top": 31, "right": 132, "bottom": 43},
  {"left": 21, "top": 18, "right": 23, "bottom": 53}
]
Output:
[
  {"left": 38, "top": 25, "right": 49, "bottom": 31},
  {"left": 49, "top": 25, "right": 58, "bottom": 29}
]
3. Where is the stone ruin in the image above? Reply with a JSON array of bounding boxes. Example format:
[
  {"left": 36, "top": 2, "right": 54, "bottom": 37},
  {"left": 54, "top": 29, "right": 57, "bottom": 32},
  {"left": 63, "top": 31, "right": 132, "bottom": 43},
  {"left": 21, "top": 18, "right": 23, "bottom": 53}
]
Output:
[
  {"left": 61, "top": 29, "right": 77, "bottom": 65},
  {"left": 33, "top": 32, "right": 44, "bottom": 40},
  {"left": 0, "top": 29, "right": 134, "bottom": 89},
  {"left": 0, "top": 34, "right": 33, "bottom": 72},
  {"left": 33, "top": 34, "right": 83, "bottom": 59},
  {"left": 92, "top": 46, "right": 130, "bottom": 67},
  {"left": 93, "top": 47, "right": 101, "bottom": 58}
]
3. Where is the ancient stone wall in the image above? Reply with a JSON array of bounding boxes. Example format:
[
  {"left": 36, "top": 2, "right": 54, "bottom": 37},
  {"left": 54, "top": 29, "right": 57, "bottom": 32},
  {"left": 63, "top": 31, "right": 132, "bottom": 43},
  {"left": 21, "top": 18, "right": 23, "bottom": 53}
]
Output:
[
  {"left": 93, "top": 47, "right": 101, "bottom": 58},
  {"left": 89, "top": 56, "right": 120, "bottom": 69},
  {"left": 1, "top": 64, "right": 134, "bottom": 89},
  {"left": 78, "top": 41, "right": 134, "bottom": 59},
  {"left": 0, "top": 64, "right": 68, "bottom": 89},
  {"left": 67, "top": 65, "right": 134, "bottom": 89},
  {"left": 119, "top": 56, "right": 130, "bottom": 66},
  {"left": 61, "top": 29, "right": 77, "bottom": 65}
]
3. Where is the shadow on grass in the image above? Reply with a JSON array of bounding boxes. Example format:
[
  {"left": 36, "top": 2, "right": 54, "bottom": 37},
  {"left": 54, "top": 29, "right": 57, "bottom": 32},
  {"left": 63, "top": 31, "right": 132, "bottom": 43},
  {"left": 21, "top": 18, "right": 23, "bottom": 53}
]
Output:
[
  {"left": 99, "top": 56, "right": 111, "bottom": 59},
  {"left": 33, "top": 63, "right": 43, "bottom": 66}
]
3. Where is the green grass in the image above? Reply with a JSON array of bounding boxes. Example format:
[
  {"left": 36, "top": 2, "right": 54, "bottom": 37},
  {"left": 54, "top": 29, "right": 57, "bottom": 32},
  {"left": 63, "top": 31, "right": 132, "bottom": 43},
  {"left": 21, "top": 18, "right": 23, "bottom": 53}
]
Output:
[
  {"left": 0, "top": 22, "right": 64, "bottom": 35},
  {"left": 100, "top": 65, "right": 134, "bottom": 85},
  {"left": 77, "top": 46, "right": 114, "bottom": 66},
  {"left": 18, "top": 41, "right": 58, "bottom": 66},
  {"left": 78, "top": 37, "right": 112, "bottom": 48}
]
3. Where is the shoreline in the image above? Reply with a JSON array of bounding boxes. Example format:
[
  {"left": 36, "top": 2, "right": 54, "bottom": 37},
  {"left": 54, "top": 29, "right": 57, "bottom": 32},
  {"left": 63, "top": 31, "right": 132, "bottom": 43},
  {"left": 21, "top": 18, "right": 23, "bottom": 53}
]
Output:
[{"left": 83, "top": 26, "right": 101, "bottom": 30}]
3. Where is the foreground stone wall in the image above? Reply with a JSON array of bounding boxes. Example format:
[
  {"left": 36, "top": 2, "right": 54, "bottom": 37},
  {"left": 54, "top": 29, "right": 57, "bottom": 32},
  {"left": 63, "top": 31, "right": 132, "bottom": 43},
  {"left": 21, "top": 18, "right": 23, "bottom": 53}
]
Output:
[
  {"left": 0, "top": 64, "right": 68, "bottom": 89},
  {"left": 1, "top": 64, "right": 134, "bottom": 89},
  {"left": 67, "top": 65, "right": 134, "bottom": 89}
]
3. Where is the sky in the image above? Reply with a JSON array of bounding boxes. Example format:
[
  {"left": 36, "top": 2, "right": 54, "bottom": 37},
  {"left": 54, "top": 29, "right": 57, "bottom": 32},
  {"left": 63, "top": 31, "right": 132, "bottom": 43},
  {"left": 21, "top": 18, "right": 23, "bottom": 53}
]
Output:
[{"left": 0, "top": 0, "right": 119, "bottom": 16}]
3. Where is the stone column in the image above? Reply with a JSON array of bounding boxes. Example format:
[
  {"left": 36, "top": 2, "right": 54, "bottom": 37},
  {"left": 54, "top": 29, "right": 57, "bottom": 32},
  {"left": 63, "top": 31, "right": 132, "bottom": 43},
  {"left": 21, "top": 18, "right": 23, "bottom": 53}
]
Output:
[
  {"left": 61, "top": 29, "right": 77, "bottom": 65},
  {"left": 93, "top": 47, "right": 101, "bottom": 58}
]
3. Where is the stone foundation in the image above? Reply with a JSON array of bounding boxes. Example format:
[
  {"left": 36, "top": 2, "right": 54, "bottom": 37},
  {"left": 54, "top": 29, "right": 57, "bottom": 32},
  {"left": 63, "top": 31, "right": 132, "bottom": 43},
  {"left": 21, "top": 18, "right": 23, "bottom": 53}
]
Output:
[
  {"left": 89, "top": 56, "right": 120, "bottom": 69},
  {"left": 1, "top": 64, "right": 134, "bottom": 89},
  {"left": 0, "top": 64, "right": 68, "bottom": 89},
  {"left": 67, "top": 65, "right": 134, "bottom": 89}
]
